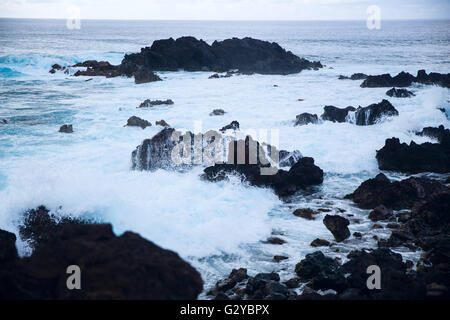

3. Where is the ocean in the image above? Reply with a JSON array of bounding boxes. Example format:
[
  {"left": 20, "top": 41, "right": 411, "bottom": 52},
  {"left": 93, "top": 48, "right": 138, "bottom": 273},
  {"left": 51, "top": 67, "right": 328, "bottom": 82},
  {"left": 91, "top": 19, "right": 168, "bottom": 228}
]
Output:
[{"left": 0, "top": 18, "right": 449, "bottom": 295}]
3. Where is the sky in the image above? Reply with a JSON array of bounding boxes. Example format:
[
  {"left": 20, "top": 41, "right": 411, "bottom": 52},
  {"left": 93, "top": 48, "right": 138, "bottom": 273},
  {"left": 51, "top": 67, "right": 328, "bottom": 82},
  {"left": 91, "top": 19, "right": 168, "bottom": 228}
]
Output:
[{"left": 0, "top": 0, "right": 449, "bottom": 20}]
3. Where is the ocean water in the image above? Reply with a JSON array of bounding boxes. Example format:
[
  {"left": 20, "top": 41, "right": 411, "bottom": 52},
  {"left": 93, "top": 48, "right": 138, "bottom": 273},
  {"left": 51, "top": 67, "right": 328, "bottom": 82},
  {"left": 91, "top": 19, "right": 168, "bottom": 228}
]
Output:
[{"left": 0, "top": 19, "right": 449, "bottom": 295}]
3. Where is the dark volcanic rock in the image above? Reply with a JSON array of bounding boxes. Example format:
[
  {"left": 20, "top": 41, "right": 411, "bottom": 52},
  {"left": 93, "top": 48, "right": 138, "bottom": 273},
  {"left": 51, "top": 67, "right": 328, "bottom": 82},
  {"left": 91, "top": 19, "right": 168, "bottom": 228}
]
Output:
[
  {"left": 134, "top": 66, "right": 162, "bottom": 84},
  {"left": 376, "top": 137, "right": 450, "bottom": 173},
  {"left": 73, "top": 60, "right": 122, "bottom": 78},
  {"left": 321, "top": 105, "right": 355, "bottom": 123},
  {"left": 138, "top": 99, "right": 174, "bottom": 108},
  {"left": 278, "top": 149, "right": 302, "bottom": 167},
  {"left": 294, "top": 113, "right": 318, "bottom": 126},
  {"left": 361, "top": 70, "right": 450, "bottom": 88},
  {"left": 386, "top": 87, "right": 415, "bottom": 98},
  {"left": 323, "top": 215, "right": 350, "bottom": 242},
  {"left": 345, "top": 173, "right": 448, "bottom": 209},
  {"left": 1, "top": 223, "right": 203, "bottom": 299},
  {"left": 220, "top": 121, "right": 240, "bottom": 132},
  {"left": 273, "top": 255, "right": 289, "bottom": 262},
  {"left": 125, "top": 116, "right": 151, "bottom": 129},
  {"left": 292, "top": 208, "right": 318, "bottom": 220},
  {"left": 120, "top": 36, "right": 322, "bottom": 75},
  {"left": 338, "top": 73, "right": 368, "bottom": 80},
  {"left": 310, "top": 238, "right": 331, "bottom": 247},
  {"left": 416, "top": 125, "right": 450, "bottom": 144},
  {"left": 155, "top": 119, "right": 170, "bottom": 127},
  {"left": 368, "top": 205, "right": 393, "bottom": 221},
  {"left": 210, "top": 109, "right": 226, "bottom": 116},
  {"left": 265, "top": 237, "right": 286, "bottom": 245},
  {"left": 59, "top": 124, "right": 73, "bottom": 133},
  {"left": 354, "top": 99, "right": 399, "bottom": 125}
]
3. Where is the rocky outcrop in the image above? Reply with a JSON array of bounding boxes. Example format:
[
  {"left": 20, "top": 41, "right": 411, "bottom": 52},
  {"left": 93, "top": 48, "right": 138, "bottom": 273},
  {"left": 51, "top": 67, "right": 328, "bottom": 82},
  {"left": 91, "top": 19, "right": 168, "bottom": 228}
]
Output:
[
  {"left": 321, "top": 106, "right": 355, "bottom": 123},
  {"left": 155, "top": 119, "right": 170, "bottom": 127},
  {"left": 0, "top": 208, "right": 203, "bottom": 300},
  {"left": 73, "top": 60, "right": 123, "bottom": 78},
  {"left": 338, "top": 73, "right": 368, "bottom": 80},
  {"left": 219, "top": 121, "right": 240, "bottom": 132},
  {"left": 294, "top": 113, "right": 318, "bottom": 126},
  {"left": 323, "top": 215, "right": 350, "bottom": 242},
  {"left": 138, "top": 99, "right": 174, "bottom": 108},
  {"left": 278, "top": 150, "right": 302, "bottom": 167},
  {"left": 376, "top": 137, "right": 450, "bottom": 173},
  {"left": 125, "top": 116, "right": 151, "bottom": 129},
  {"left": 361, "top": 70, "right": 450, "bottom": 88},
  {"left": 210, "top": 109, "right": 226, "bottom": 116},
  {"left": 354, "top": 99, "right": 398, "bottom": 125},
  {"left": 134, "top": 66, "right": 162, "bottom": 84},
  {"left": 386, "top": 87, "right": 415, "bottom": 98},
  {"left": 368, "top": 205, "right": 393, "bottom": 221},
  {"left": 292, "top": 208, "right": 318, "bottom": 220},
  {"left": 416, "top": 125, "right": 450, "bottom": 144},
  {"left": 59, "top": 124, "right": 73, "bottom": 133},
  {"left": 120, "top": 36, "right": 322, "bottom": 75},
  {"left": 345, "top": 173, "right": 448, "bottom": 209}
]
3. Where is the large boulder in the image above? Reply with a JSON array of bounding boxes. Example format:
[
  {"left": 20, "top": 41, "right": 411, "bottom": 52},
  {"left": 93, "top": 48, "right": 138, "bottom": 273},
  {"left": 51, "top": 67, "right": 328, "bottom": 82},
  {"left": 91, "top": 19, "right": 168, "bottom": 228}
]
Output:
[
  {"left": 386, "top": 87, "right": 415, "bottom": 98},
  {"left": 134, "top": 66, "right": 162, "bottom": 84},
  {"left": 323, "top": 215, "right": 350, "bottom": 242},
  {"left": 294, "top": 113, "right": 318, "bottom": 126},
  {"left": 376, "top": 137, "right": 450, "bottom": 173},
  {"left": 138, "top": 99, "right": 174, "bottom": 108},
  {"left": 125, "top": 116, "right": 151, "bottom": 129},
  {"left": 321, "top": 105, "right": 356, "bottom": 123},
  {"left": 120, "top": 36, "right": 322, "bottom": 75},
  {"left": 345, "top": 173, "right": 448, "bottom": 209},
  {"left": 354, "top": 99, "right": 399, "bottom": 125}
]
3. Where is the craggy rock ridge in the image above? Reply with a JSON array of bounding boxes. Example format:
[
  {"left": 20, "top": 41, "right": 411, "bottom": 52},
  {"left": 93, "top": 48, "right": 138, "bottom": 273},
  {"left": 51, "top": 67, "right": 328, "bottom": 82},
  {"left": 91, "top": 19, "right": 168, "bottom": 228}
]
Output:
[
  {"left": 376, "top": 132, "right": 450, "bottom": 173},
  {"left": 0, "top": 206, "right": 203, "bottom": 300},
  {"left": 294, "top": 113, "right": 318, "bottom": 126},
  {"left": 361, "top": 70, "right": 450, "bottom": 88},
  {"left": 416, "top": 125, "right": 450, "bottom": 144},
  {"left": 345, "top": 173, "right": 448, "bottom": 210},
  {"left": 338, "top": 73, "right": 368, "bottom": 80},
  {"left": 321, "top": 106, "right": 356, "bottom": 123},
  {"left": 120, "top": 36, "right": 323, "bottom": 75},
  {"left": 386, "top": 87, "right": 415, "bottom": 98}
]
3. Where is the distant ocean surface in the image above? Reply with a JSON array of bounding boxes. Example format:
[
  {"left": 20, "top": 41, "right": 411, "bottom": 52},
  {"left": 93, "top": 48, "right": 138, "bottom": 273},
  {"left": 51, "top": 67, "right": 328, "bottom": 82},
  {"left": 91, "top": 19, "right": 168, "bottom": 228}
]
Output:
[{"left": 0, "top": 19, "right": 449, "bottom": 296}]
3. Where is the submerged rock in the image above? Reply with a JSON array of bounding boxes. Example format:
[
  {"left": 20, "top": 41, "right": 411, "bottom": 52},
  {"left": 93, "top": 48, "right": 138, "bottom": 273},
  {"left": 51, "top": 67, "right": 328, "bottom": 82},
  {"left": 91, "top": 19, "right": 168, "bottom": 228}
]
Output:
[
  {"left": 294, "top": 113, "right": 318, "bottom": 126},
  {"left": 292, "top": 208, "right": 318, "bottom": 220},
  {"left": 354, "top": 99, "right": 398, "bottom": 125},
  {"left": 210, "top": 109, "right": 226, "bottom": 116},
  {"left": 138, "top": 99, "right": 174, "bottom": 108},
  {"left": 338, "top": 73, "right": 368, "bottom": 80},
  {"left": 220, "top": 120, "right": 240, "bottom": 132},
  {"left": 321, "top": 105, "right": 355, "bottom": 123},
  {"left": 376, "top": 137, "right": 450, "bottom": 173},
  {"left": 59, "top": 124, "right": 73, "bottom": 133},
  {"left": 345, "top": 173, "right": 448, "bottom": 209},
  {"left": 323, "top": 215, "right": 350, "bottom": 242},
  {"left": 386, "top": 87, "right": 415, "bottom": 98},
  {"left": 125, "top": 116, "right": 151, "bottom": 129}
]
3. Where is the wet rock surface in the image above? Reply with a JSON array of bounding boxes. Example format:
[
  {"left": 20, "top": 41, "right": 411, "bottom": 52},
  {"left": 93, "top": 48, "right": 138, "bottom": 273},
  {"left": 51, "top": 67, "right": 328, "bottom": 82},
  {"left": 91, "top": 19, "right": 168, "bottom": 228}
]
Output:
[
  {"left": 321, "top": 105, "right": 355, "bottom": 123},
  {"left": 323, "top": 215, "right": 350, "bottom": 242},
  {"left": 386, "top": 87, "right": 415, "bottom": 98},
  {"left": 354, "top": 99, "right": 399, "bottom": 125},
  {"left": 138, "top": 99, "right": 174, "bottom": 108},
  {"left": 294, "top": 113, "right": 318, "bottom": 126},
  {"left": 59, "top": 124, "right": 73, "bottom": 133},
  {"left": 125, "top": 116, "right": 151, "bottom": 129},
  {"left": 360, "top": 70, "right": 450, "bottom": 88}
]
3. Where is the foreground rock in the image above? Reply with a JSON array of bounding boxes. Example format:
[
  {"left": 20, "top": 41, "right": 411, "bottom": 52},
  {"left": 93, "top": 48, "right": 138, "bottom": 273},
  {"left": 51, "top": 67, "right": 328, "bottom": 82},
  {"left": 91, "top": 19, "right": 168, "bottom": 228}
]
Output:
[
  {"left": 138, "top": 99, "right": 174, "bottom": 108},
  {"left": 323, "top": 215, "right": 350, "bottom": 242},
  {"left": 0, "top": 208, "right": 203, "bottom": 299},
  {"left": 416, "top": 125, "right": 450, "bottom": 144},
  {"left": 376, "top": 136, "right": 450, "bottom": 173},
  {"left": 120, "top": 36, "right": 322, "bottom": 75},
  {"left": 354, "top": 100, "right": 398, "bottom": 125},
  {"left": 361, "top": 70, "right": 450, "bottom": 88},
  {"left": 125, "top": 116, "right": 151, "bottom": 129},
  {"left": 294, "top": 113, "right": 318, "bottom": 126},
  {"left": 345, "top": 173, "right": 448, "bottom": 209},
  {"left": 386, "top": 87, "right": 415, "bottom": 98},
  {"left": 59, "top": 124, "right": 73, "bottom": 133}
]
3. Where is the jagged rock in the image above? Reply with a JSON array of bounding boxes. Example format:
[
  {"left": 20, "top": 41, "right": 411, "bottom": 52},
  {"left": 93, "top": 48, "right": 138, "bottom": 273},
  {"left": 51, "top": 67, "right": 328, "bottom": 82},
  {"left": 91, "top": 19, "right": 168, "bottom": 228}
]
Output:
[
  {"left": 125, "top": 116, "right": 151, "bottom": 129},
  {"left": 361, "top": 70, "right": 450, "bottom": 88},
  {"left": 59, "top": 124, "right": 73, "bottom": 133},
  {"left": 321, "top": 106, "right": 355, "bottom": 123},
  {"left": 1, "top": 119, "right": 7, "bottom": 124},
  {"left": 73, "top": 60, "right": 122, "bottom": 78},
  {"left": 376, "top": 137, "right": 450, "bottom": 173},
  {"left": 155, "top": 119, "right": 170, "bottom": 127},
  {"left": 386, "top": 87, "right": 415, "bottom": 98},
  {"left": 265, "top": 237, "right": 286, "bottom": 245},
  {"left": 138, "top": 99, "right": 174, "bottom": 108},
  {"left": 345, "top": 173, "right": 448, "bottom": 209},
  {"left": 220, "top": 121, "right": 240, "bottom": 132},
  {"left": 0, "top": 221, "right": 203, "bottom": 299},
  {"left": 416, "top": 125, "right": 450, "bottom": 144},
  {"left": 292, "top": 208, "right": 318, "bottom": 220},
  {"left": 273, "top": 255, "right": 289, "bottom": 263},
  {"left": 278, "top": 150, "right": 302, "bottom": 167},
  {"left": 338, "top": 73, "right": 368, "bottom": 80},
  {"left": 354, "top": 99, "right": 398, "bottom": 125},
  {"left": 294, "top": 113, "right": 318, "bottom": 126},
  {"left": 209, "top": 109, "right": 226, "bottom": 116},
  {"left": 323, "top": 215, "right": 350, "bottom": 242},
  {"left": 120, "top": 36, "right": 322, "bottom": 75}
]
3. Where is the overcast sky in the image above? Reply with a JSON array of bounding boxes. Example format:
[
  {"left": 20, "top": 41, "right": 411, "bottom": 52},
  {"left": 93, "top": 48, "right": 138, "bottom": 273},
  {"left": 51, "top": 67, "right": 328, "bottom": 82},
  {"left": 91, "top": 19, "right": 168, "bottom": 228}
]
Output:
[{"left": 0, "top": 0, "right": 449, "bottom": 20}]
